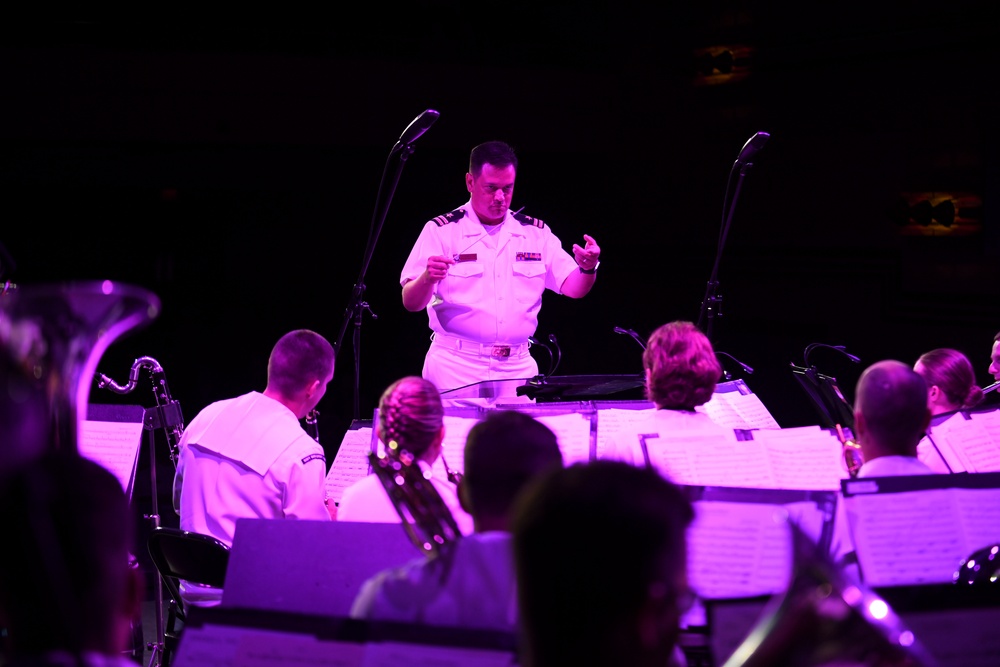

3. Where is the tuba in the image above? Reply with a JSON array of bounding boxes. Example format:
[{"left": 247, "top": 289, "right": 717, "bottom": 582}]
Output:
[
  {"left": 1, "top": 281, "right": 160, "bottom": 473},
  {"left": 721, "top": 521, "right": 938, "bottom": 667}
]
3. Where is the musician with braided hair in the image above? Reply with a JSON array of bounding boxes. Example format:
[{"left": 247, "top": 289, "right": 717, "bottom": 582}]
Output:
[
  {"left": 337, "top": 376, "right": 474, "bottom": 534},
  {"left": 350, "top": 410, "right": 564, "bottom": 631}
]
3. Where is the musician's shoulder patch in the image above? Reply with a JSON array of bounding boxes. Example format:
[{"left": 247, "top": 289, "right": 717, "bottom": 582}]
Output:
[
  {"left": 301, "top": 452, "right": 326, "bottom": 466},
  {"left": 432, "top": 208, "right": 467, "bottom": 227},
  {"left": 513, "top": 211, "right": 546, "bottom": 229}
]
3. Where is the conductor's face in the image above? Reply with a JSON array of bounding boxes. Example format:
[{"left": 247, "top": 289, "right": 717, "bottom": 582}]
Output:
[{"left": 466, "top": 162, "right": 516, "bottom": 226}]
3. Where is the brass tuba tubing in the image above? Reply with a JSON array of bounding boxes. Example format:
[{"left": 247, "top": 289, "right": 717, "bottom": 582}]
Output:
[{"left": 1, "top": 281, "right": 160, "bottom": 474}]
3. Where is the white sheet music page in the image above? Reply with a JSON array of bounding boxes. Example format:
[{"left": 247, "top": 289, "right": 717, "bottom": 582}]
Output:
[
  {"left": 961, "top": 410, "right": 1000, "bottom": 472},
  {"left": 534, "top": 412, "right": 592, "bottom": 465},
  {"left": 594, "top": 406, "right": 655, "bottom": 459},
  {"left": 78, "top": 419, "right": 145, "bottom": 495},
  {"left": 751, "top": 427, "right": 845, "bottom": 490},
  {"left": 845, "top": 487, "right": 966, "bottom": 586},
  {"left": 325, "top": 427, "right": 374, "bottom": 505},
  {"left": 688, "top": 501, "right": 795, "bottom": 598},
  {"left": 428, "top": 414, "right": 481, "bottom": 480},
  {"left": 954, "top": 487, "right": 1000, "bottom": 556},
  {"left": 700, "top": 392, "right": 781, "bottom": 430},
  {"left": 645, "top": 434, "right": 773, "bottom": 487}
]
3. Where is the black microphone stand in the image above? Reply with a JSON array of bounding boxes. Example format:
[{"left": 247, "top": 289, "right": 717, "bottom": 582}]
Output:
[
  {"left": 698, "top": 161, "right": 753, "bottom": 344},
  {"left": 697, "top": 132, "right": 769, "bottom": 344},
  {"left": 335, "top": 128, "right": 430, "bottom": 420}
]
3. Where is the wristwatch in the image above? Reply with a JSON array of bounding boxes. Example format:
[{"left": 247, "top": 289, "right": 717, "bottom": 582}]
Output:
[{"left": 579, "top": 261, "right": 600, "bottom": 275}]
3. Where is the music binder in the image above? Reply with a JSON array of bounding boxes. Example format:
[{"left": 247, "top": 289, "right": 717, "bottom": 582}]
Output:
[{"left": 841, "top": 471, "right": 1000, "bottom": 587}]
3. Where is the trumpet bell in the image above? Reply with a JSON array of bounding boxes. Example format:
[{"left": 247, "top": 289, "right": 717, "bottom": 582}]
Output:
[
  {"left": 721, "top": 521, "right": 938, "bottom": 667},
  {"left": 1, "top": 281, "right": 160, "bottom": 474}
]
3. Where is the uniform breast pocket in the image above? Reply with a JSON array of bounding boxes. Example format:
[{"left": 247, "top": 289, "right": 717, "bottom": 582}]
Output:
[
  {"left": 511, "top": 262, "right": 546, "bottom": 305},
  {"left": 442, "top": 261, "right": 484, "bottom": 304}
]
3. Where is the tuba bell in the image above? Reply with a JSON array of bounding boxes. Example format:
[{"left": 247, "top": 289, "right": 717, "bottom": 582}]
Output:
[
  {"left": 1, "top": 281, "right": 160, "bottom": 473},
  {"left": 721, "top": 521, "right": 938, "bottom": 667}
]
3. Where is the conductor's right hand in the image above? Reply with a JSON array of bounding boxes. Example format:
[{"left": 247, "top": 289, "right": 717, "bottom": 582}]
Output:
[{"left": 425, "top": 255, "right": 455, "bottom": 283}]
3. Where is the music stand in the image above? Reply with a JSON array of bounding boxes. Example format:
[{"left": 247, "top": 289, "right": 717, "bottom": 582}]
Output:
[{"left": 790, "top": 364, "right": 855, "bottom": 432}]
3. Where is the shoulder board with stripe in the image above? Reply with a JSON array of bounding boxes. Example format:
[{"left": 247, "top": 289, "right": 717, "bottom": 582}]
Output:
[
  {"left": 513, "top": 211, "right": 546, "bottom": 229},
  {"left": 431, "top": 208, "right": 467, "bottom": 227}
]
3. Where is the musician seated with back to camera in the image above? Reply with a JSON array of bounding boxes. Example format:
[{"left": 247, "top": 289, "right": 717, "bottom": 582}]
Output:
[
  {"left": 604, "top": 320, "right": 737, "bottom": 465},
  {"left": 337, "top": 376, "right": 474, "bottom": 534},
  {"left": 913, "top": 347, "right": 985, "bottom": 472},
  {"left": 350, "top": 410, "right": 564, "bottom": 632},
  {"left": 829, "top": 360, "right": 935, "bottom": 575},
  {"left": 172, "top": 329, "right": 336, "bottom": 608}
]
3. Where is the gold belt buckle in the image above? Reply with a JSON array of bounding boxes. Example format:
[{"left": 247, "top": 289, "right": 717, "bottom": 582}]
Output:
[{"left": 491, "top": 345, "right": 511, "bottom": 358}]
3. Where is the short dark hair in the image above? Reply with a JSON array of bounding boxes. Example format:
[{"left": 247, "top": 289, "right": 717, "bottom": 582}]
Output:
[
  {"left": 462, "top": 410, "right": 563, "bottom": 518},
  {"left": 469, "top": 141, "right": 517, "bottom": 176},
  {"left": 855, "top": 360, "right": 928, "bottom": 455},
  {"left": 0, "top": 451, "right": 136, "bottom": 654},
  {"left": 512, "top": 460, "right": 694, "bottom": 667},
  {"left": 267, "top": 329, "right": 335, "bottom": 397}
]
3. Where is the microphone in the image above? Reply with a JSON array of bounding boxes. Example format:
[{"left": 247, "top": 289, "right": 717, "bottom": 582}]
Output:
[
  {"left": 716, "top": 350, "right": 754, "bottom": 375},
  {"left": 735, "top": 131, "right": 770, "bottom": 164},
  {"left": 395, "top": 109, "right": 440, "bottom": 147},
  {"left": 613, "top": 326, "right": 647, "bottom": 351}
]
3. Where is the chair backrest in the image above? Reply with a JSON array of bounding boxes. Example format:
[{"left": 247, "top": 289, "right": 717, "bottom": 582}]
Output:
[{"left": 147, "top": 527, "right": 231, "bottom": 601}]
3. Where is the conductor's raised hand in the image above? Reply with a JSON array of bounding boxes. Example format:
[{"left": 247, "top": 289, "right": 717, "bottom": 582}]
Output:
[
  {"left": 425, "top": 255, "right": 455, "bottom": 283},
  {"left": 572, "top": 234, "right": 601, "bottom": 271}
]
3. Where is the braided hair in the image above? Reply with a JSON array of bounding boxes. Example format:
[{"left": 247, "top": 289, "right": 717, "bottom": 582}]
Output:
[{"left": 377, "top": 376, "right": 444, "bottom": 458}]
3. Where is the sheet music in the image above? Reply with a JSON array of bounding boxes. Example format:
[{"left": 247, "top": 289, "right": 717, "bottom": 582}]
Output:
[
  {"left": 428, "top": 414, "right": 482, "bottom": 479},
  {"left": 325, "top": 427, "right": 375, "bottom": 505},
  {"left": 688, "top": 501, "right": 805, "bottom": 599},
  {"left": 700, "top": 391, "right": 781, "bottom": 430},
  {"left": 594, "top": 406, "right": 655, "bottom": 459},
  {"left": 930, "top": 410, "right": 1000, "bottom": 473},
  {"left": 844, "top": 486, "right": 1000, "bottom": 586},
  {"left": 750, "top": 428, "right": 846, "bottom": 489},
  {"left": 534, "top": 412, "right": 593, "bottom": 465},
  {"left": 78, "top": 419, "right": 145, "bottom": 496},
  {"left": 641, "top": 431, "right": 843, "bottom": 490}
]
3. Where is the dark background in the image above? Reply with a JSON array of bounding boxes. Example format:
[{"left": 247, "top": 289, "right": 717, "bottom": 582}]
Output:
[{"left": 3, "top": 3, "right": 999, "bottom": 465}]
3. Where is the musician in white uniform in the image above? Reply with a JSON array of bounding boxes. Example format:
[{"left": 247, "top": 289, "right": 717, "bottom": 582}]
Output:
[
  {"left": 829, "top": 360, "right": 934, "bottom": 577},
  {"left": 400, "top": 140, "right": 601, "bottom": 402},
  {"left": 337, "top": 376, "right": 474, "bottom": 534},
  {"left": 350, "top": 410, "right": 563, "bottom": 631},
  {"left": 172, "top": 329, "right": 335, "bottom": 606}
]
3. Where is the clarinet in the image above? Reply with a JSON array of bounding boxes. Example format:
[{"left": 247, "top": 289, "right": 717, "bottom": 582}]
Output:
[{"left": 96, "top": 356, "right": 185, "bottom": 466}]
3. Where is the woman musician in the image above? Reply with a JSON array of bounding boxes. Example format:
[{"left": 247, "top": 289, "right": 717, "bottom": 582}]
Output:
[{"left": 337, "top": 376, "right": 474, "bottom": 535}]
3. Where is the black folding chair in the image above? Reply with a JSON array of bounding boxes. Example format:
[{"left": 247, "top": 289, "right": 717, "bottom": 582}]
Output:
[{"left": 146, "top": 527, "right": 230, "bottom": 666}]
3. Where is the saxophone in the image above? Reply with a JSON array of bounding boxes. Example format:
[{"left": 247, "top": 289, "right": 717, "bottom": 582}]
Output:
[
  {"left": 96, "top": 356, "right": 185, "bottom": 466},
  {"left": 369, "top": 440, "right": 462, "bottom": 558}
]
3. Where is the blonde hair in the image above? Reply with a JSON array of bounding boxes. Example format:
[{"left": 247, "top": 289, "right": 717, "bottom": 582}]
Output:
[{"left": 377, "top": 376, "right": 443, "bottom": 456}]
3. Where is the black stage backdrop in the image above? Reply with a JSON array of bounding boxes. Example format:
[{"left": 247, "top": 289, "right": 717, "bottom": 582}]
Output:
[{"left": 2, "top": 4, "right": 998, "bottom": 465}]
